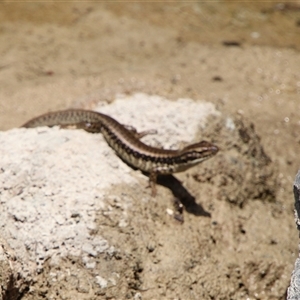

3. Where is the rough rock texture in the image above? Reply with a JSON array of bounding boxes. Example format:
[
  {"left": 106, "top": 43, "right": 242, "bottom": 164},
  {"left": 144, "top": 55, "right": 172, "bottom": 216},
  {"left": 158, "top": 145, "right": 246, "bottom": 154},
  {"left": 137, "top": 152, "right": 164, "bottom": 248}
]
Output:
[
  {"left": 0, "top": 237, "right": 17, "bottom": 300},
  {"left": 1, "top": 3, "right": 299, "bottom": 299},
  {"left": 287, "top": 171, "right": 300, "bottom": 300},
  {"left": 0, "top": 96, "right": 289, "bottom": 299}
]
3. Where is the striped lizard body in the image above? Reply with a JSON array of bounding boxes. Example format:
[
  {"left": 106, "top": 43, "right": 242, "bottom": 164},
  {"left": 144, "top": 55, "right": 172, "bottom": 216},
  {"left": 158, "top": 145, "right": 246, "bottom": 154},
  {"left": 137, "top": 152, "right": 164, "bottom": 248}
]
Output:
[{"left": 22, "top": 109, "right": 218, "bottom": 196}]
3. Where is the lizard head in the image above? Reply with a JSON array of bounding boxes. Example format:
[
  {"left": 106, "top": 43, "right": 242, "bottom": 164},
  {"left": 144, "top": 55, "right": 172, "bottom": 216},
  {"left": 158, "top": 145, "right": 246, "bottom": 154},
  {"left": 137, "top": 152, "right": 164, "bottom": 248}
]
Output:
[{"left": 173, "top": 140, "right": 219, "bottom": 172}]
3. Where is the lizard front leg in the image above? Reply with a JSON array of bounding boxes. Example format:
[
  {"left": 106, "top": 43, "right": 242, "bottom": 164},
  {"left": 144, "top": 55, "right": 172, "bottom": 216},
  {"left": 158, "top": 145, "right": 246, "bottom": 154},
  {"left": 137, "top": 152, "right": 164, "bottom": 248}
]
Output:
[{"left": 149, "top": 171, "right": 158, "bottom": 197}]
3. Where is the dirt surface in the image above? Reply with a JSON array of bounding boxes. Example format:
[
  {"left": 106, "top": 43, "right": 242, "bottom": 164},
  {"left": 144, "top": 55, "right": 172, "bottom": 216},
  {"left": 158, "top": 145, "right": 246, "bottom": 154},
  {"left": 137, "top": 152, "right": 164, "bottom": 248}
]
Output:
[{"left": 0, "top": 2, "right": 300, "bottom": 299}]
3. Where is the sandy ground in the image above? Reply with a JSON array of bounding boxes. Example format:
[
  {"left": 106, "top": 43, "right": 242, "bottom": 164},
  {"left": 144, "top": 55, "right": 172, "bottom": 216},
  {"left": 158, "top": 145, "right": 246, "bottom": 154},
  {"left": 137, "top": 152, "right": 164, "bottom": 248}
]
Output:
[{"left": 0, "top": 2, "right": 300, "bottom": 299}]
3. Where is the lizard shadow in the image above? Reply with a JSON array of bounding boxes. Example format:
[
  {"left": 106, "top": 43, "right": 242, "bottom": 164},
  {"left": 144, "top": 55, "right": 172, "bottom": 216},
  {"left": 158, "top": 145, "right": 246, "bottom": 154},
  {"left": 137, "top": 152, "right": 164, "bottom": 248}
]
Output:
[
  {"left": 156, "top": 175, "right": 211, "bottom": 217},
  {"left": 118, "top": 156, "right": 210, "bottom": 218}
]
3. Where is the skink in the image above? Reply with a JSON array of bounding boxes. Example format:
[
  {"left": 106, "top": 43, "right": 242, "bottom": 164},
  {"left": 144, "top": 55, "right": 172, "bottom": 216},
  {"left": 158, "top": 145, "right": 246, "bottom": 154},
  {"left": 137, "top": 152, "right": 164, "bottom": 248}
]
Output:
[{"left": 22, "top": 109, "right": 219, "bottom": 196}]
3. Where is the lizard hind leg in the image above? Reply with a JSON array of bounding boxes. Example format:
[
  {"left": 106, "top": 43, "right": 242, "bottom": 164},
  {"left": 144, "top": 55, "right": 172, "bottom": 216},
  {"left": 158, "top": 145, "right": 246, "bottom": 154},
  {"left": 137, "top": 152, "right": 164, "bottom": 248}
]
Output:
[{"left": 124, "top": 125, "right": 157, "bottom": 140}]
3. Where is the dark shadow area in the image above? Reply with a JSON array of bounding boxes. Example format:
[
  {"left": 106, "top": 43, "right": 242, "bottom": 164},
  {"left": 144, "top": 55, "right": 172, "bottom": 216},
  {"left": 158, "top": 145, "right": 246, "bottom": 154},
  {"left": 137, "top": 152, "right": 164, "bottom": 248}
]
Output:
[
  {"left": 156, "top": 175, "right": 211, "bottom": 218},
  {"left": 3, "top": 274, "right": 24, "bottom": 300}
]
